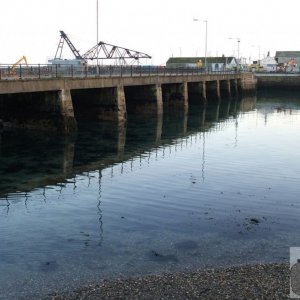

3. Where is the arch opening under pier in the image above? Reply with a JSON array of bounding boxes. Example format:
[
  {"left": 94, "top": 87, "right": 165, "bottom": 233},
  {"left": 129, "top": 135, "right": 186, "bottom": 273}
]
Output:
[
  {"left": 71, "top": 87, "right": 119, "bottom": 122},
  {"left": 123, "top": 85, "right": 160, "bottom": 116},
  {"left": 0, "top": 90, "right": 76, "bottom": 132},
  {"left": 187, "top": 82, "right": 207, "bottom": 104}
]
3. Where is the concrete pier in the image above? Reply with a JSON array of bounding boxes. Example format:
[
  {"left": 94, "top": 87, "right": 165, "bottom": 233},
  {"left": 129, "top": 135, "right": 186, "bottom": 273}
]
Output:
[{"left": 0, "top": 72, "right": 256, "bottom": 132}]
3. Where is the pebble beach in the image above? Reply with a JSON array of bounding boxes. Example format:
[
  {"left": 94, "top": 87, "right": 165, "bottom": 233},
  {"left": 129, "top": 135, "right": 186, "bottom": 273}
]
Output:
[{"left": 49, "top": 263, "right": 290, "bottom": 299}]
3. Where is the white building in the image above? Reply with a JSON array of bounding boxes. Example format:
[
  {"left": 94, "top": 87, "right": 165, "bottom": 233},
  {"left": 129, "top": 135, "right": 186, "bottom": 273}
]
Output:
[{"left": 260, "top": 53, "right": 277, "bottom": 71}]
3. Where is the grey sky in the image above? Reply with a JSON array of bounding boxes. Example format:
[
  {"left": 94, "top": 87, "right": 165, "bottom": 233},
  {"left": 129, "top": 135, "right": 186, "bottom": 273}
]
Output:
[{"left": 1, "top": 0, "right": 299, "bottom": 65}]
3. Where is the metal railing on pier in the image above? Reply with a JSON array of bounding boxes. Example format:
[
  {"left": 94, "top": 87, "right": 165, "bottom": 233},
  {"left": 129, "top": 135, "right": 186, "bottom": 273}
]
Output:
[{"left": 0, "top": 64, "right": 240, "bottom": 81}]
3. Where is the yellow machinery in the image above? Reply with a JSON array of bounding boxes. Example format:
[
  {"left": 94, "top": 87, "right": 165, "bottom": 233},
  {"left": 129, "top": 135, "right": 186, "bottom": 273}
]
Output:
[
  {"left": 250, "top": 61, "right": 263, "bottom": 72},
  {"left": 196, "top": 59, "right": 203, "bottom": 68},
  {"left": 8, "top": 56, "right": 29, "bottom": 75}
]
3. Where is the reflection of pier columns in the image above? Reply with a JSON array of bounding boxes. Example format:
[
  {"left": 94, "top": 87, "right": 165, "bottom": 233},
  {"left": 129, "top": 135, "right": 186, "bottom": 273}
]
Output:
[
  {"left": 215, "top": 101, "right": 220, "bottom": 122},
  {"left": 62, "top": 142, "right": 75, "bottom": 175},
  {"left": 117, "top": 122, "right": 127, "bottom": 157},
  {"left": 226, "top": 99, "right": 231, "bottom": 118},
  {"left": 240, "top": 96, "right": 257, "bottom": 112},
  {"left": 232, "top": 98, "right": 238, "bottom": 118},
  {"left": 183, "top": 105, "right": 188, "bottom": 135},
  {"left": 216, "top": 80, "right": 221, "bottom": 100},
  {"left": 227, "top": 80, "right": 232, "bottom": 97},
  {"left": 201, "top": 105, "right": 207, "bottom": 127},
  {"left": 202, "top": 81, "right": 207, "bottom": 103},
  {"left": 155, "top": 113, "right": 163, "bottom": 144},
  {"left": 234, "top": 79, "right": 239, "bottom": 96}
]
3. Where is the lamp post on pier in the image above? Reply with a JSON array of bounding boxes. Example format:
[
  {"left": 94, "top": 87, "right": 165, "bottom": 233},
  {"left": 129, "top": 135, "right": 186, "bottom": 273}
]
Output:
[
  {"left": 96, "top": 0, "right": 99, "bottom": 72},
  {"left": 229, "top": 37, "right": 240, "bottom": 66}
]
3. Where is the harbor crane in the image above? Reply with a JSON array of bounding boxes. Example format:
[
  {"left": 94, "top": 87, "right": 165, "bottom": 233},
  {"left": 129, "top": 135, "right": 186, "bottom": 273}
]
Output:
[
  {"left": 82, "top": 41, "right": 151, "bottom": 65},
  {"left": 54, "top": 31, "right": 83, "bottom": 61},
  {"left": 52, "top": 30, "right": 151, "bottom": 65}
]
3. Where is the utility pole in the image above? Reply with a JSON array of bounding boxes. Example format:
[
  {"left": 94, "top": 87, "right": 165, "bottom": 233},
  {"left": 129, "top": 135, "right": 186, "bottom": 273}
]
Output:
[
  {"left": 229, "top": 38, "right": 241, "bottom": 62},
  {"left": 204, "top": 20, "right": 208, "bottom": 71},
  {"left": 96, "top": 0, "right": 99, "bottom": 72}
]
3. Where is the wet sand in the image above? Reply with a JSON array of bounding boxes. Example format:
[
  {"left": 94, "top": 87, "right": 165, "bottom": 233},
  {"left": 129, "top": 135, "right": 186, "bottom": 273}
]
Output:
[{"left": 49, "top": 263, "right": 290, "bottom": 299}]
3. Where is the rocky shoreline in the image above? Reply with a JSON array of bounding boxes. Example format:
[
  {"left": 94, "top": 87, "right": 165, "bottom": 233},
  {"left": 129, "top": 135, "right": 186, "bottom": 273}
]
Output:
[{"left": 48, "top": 263, "right": 290, "bottom": 299}]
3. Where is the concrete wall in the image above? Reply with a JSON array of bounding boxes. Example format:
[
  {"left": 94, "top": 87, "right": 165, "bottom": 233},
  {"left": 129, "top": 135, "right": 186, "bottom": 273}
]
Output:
[
  {"left": 256, "top": 75, "right": 300, "bottom": 90},
  {"left": 241, "top": 73, "right": 257, "bottom": 91}
]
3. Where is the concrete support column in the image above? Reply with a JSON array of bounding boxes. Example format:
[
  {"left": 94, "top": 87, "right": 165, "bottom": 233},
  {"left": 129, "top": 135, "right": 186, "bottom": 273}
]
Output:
[
  {"left": 117, "top": 85, "right": 127, "bottom": 124},
  {"left": 156, "top": 84, "right": 163, "bottom": 115},
  {"left": 182, "top": 82, "right": 189, "bottom": 108},
  {"left": 216, "top": 80, "right": 221, "bottom": 99},
  {"left": 57, "top": 89, "right": 77, "bottom": 133},
  {"left": 59, "top": 89, "right": 75, "bottom": 118}
]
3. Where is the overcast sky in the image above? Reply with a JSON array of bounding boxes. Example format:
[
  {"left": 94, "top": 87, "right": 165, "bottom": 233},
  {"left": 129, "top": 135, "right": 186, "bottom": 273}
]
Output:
[{"left": 1, "top": 0, "right": 300, "bottom": 65}]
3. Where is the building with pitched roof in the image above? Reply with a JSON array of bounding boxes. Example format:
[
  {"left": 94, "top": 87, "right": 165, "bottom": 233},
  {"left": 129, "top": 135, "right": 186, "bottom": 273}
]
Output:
[
  {"left": 259, "top": 52, "right": 277, "bottom": 71},
  {"left": 166, "top": 56, "right": 238, "bottom": 71}
]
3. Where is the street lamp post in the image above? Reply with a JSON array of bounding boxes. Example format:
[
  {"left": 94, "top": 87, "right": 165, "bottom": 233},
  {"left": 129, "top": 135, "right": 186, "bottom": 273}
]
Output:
[
  {"left": 204, "top": 20, "right": 208, "bottom": 71},
  {"left": 229, "top": 37, "right": 240, "bottom": 64},
  {"left": 193, "top": 18, "right": 208, "bottom": 71},
  {"left": 96, "top": 0, "right": 99, "bottom": 72}
]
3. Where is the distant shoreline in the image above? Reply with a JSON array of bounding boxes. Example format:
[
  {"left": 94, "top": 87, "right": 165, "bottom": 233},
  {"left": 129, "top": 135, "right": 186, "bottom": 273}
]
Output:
[{"left": 48, "top": 263, "right": 289, "bottom": 299}]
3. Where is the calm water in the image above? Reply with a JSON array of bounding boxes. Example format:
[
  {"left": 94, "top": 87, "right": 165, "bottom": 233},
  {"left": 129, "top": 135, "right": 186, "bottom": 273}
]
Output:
[{"left": 0, "top": 91, "right": 300, "bottom": 299}]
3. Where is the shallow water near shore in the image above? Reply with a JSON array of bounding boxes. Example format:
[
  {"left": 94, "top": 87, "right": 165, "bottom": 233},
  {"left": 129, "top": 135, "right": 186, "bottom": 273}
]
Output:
[{"left": 0, "top": 91, "right": 300, "bottom": 299}]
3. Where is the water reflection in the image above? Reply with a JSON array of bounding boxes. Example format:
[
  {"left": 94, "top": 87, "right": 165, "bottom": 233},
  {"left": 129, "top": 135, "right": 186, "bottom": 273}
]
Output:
[
  {"left": 97, "top": 170, "right": 104, "bottom": 245},
  {"left": 0, "top": 95, "right": 250, "bottom": 245},
  {"left": 2, "top": 91, "right": 300, "bottom": 299},
  {"left": 0, "top": 96, "right": 254, "bottom": 207}
]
